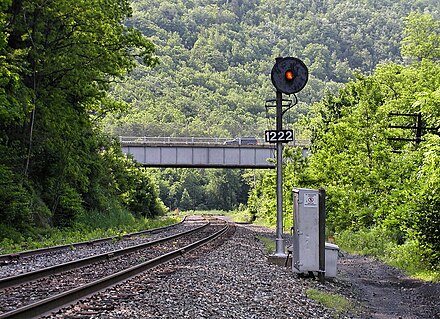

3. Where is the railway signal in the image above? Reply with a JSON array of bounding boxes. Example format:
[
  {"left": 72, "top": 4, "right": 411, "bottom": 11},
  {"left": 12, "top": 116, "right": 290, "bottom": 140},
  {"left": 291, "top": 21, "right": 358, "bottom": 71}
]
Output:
[
  {"left": 271, "top": 57, "right": 308, "bottom": 95},
  {"left": 268, "top": 57, "right": 308, "bottom": 257}
]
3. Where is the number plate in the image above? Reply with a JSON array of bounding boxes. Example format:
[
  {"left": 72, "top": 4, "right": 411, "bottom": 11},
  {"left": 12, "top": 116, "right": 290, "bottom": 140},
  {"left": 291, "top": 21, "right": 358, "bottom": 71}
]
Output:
[{"left": 265, "top": 130, "right": 294, "bottom": 143}]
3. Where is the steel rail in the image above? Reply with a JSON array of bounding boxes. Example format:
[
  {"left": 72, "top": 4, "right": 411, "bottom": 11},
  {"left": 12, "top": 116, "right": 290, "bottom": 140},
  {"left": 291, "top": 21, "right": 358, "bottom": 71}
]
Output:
[
  {"left": 0, "top": 218, "right": 204, "bottom": 289},
  {"left": 0, "top": 217, "right": 186, "bottom": 262},
  {"left": 0, "top": 221, "right": 230, "bottom": 319}
]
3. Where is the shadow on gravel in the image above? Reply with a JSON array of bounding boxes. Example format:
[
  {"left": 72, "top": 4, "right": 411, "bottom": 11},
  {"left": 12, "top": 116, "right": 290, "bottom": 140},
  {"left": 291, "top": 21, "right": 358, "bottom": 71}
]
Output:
[{"left": 337, "top": 253, "right": 440, "bottom": 319}]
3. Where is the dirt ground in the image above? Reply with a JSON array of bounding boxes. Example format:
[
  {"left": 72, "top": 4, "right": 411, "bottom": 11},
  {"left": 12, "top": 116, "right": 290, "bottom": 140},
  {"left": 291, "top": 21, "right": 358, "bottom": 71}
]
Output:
[{"left": 336, "top": 253, "right": 440, "bottom": 319}]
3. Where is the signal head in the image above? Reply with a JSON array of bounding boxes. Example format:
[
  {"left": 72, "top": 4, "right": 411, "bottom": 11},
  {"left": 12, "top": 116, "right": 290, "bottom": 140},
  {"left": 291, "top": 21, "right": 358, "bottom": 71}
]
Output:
[{"left": 271, "top": 57, "right": 308, "bottom": 94}]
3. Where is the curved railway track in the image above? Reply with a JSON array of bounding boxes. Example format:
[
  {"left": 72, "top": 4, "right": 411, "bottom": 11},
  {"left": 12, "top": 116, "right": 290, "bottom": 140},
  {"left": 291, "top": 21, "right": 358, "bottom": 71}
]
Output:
[
  {"left": 0, "top": 216, "right": 194, "bottom": 282},
  {"left": 0, "top": 216, "right": 187, "bottom": 264},
  {"left": 0, "top": 216, "right": 231, "bottom": 319}
]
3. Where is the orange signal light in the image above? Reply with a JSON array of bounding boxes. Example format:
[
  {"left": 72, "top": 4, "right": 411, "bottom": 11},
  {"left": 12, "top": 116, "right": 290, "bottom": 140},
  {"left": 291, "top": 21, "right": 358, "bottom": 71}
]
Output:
[{"left": 285, "top": 70, "right": 295, "bottom": 81}]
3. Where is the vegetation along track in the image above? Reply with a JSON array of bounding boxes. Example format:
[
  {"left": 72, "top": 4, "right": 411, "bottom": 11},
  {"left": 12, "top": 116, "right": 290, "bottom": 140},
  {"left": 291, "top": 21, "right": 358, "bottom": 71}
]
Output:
[
  {"left": 0, "top": 217, "right": 194, "bottom": 280},
  {"left": 0, "top": 216, "right": 230, "bottom": 319},
  {"left": 0, "top": 216, "right": 187, "bottom": 264}
]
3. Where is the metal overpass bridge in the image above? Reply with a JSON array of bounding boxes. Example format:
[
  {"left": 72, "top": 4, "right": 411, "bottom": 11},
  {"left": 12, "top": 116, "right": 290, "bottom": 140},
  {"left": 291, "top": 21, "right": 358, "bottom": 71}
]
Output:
[{"left": 120, "top": 136, "right": 309, "bottom": 169}]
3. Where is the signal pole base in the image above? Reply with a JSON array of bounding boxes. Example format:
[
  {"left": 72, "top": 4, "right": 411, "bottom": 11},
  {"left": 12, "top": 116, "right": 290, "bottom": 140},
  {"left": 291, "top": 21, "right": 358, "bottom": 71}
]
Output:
[{"left": 274, "top": 238, "right": 287, "bottom": 257}]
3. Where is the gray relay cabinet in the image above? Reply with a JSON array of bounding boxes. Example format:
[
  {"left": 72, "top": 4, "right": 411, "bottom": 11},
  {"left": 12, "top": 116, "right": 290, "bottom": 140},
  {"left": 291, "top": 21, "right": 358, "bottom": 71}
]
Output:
[{"left": 292, "top": 188, "right": 320, "bottom": 273}]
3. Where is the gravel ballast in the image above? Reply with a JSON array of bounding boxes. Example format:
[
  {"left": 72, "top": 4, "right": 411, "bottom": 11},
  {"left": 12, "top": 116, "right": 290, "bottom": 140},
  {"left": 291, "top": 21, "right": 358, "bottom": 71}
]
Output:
[
  {"left": 43, "top": 221, "right": 440, "bottom": 319},
  {"left": 46, "top": 224, "right": 361, "bottom": 319}
]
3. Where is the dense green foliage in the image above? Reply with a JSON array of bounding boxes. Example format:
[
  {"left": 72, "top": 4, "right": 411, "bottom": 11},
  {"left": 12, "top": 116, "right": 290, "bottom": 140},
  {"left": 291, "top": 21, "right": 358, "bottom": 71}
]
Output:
[
  {"left": 0, "top": 0, "right": 164, "bottom": 243},
  {"left": 1, "top": 215, "right": 179, "bottom": 254},
  {"left": 106, "top": 0, "right": 439, "bottom": 138},
  {"left": 249, "top": 12, "right": 440, "bottom": 271},
  {"left": 154, "top": 168, "right": 249, "bottom": 211}
]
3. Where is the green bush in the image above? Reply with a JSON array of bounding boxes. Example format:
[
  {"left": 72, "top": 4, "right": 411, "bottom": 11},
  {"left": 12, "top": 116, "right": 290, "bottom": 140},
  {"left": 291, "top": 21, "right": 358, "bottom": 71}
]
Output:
[
  {"left": 227, "top": 205, "right": 254, "bottom": 223},
  {"left": 336, "top": 227, "right": 398, "bottom": 257},
  {"left": 0, "top": 165, "right": 34, "bottom": 231},
  {"left": 0, "top": 214, "right": 180, "bottom": 254},
  {"left": 0, "top": 224, "right": 24, "bottom": 245},
  {"left": 74, "top": 208, "right": 136, "bottom": 230},
  {"left": 336, "top": 227, "right": 440, "bottom": 281}
]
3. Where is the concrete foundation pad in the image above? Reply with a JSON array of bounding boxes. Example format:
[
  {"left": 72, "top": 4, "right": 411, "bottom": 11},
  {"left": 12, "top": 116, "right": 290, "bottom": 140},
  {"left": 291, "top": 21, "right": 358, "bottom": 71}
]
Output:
[{"left": 267, "top": 255, "right": 292, "bottom": 268}]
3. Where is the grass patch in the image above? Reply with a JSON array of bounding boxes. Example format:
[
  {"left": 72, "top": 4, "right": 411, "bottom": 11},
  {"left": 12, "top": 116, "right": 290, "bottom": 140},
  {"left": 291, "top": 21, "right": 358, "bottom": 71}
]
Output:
[
  {"left": 0, "top": 211, "right": 180, "bottom": 254},
  {"left": 248, "top": 215, "right": 275, "bottom": 229},
  {"left": 226, "top": 208, "right": 254, "bottom": 223},
  {"left": 185, "top": 210, "right": 226, "bottom": 216},
  {"left": 256, "top": 236, "right": 276, "bottom": 254},
  {"left": 306, "top": 288, "right": 354, "bottom": 317}
]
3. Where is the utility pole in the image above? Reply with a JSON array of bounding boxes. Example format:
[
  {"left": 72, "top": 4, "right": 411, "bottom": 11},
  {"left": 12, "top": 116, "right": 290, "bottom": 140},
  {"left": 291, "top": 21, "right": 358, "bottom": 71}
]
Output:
[{"left": 388, "top": 112, "right": 440, "bottom": 148}]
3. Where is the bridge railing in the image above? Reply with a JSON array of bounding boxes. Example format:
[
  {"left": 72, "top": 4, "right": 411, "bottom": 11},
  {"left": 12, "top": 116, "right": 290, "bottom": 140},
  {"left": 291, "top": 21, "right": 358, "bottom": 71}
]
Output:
[
  {"left": 120, "top": 136, "right": 232, "bottom": 145},
  {"left": 118, "top": 136, "right": 310, "bottom": 147}
]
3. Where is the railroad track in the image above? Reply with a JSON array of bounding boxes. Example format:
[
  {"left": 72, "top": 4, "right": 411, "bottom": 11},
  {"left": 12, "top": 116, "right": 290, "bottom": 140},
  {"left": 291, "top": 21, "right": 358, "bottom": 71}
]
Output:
[
  {"left": 0, "top": 216, "right": 187, "bottom": 263},
  {"left": 0, "top": 217, "right": 194, "bottom": 280},
  {"left": 0, "top": 216, "right": 230, "bottom": 319}
]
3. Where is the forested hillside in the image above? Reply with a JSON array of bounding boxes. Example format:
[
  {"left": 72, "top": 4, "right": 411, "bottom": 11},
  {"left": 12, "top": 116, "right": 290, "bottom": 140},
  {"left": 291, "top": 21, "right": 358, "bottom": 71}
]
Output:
[{"left": 106, "top": 0, "right": 439, "bottom": 138}]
